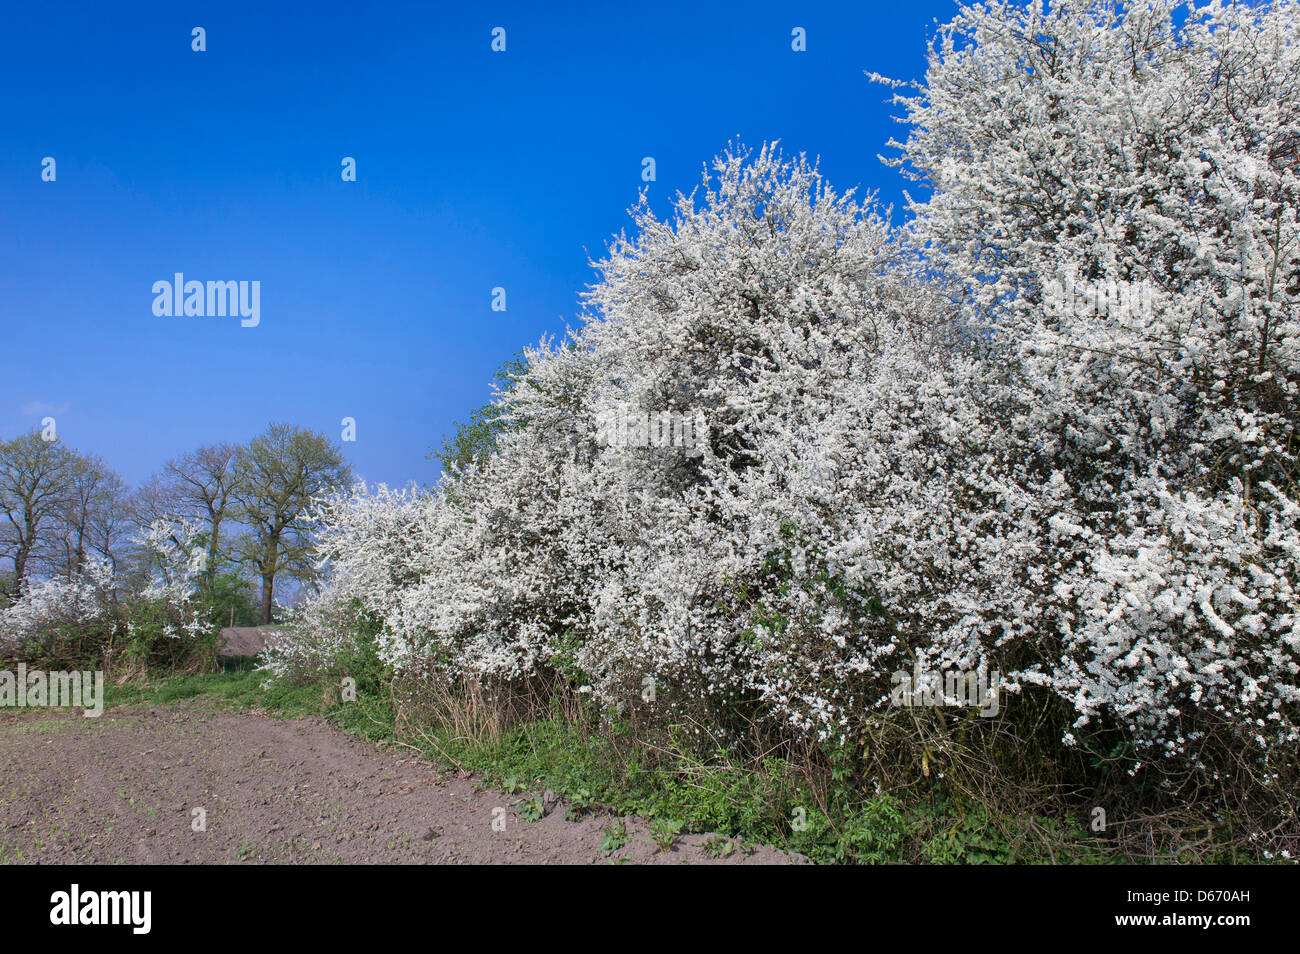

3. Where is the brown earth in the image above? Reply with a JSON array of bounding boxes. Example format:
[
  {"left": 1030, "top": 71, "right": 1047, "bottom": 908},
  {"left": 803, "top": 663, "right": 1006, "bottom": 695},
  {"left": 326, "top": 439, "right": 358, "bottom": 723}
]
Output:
[{"left": 0, "top": 703, "right": 805, "bottom": 865}]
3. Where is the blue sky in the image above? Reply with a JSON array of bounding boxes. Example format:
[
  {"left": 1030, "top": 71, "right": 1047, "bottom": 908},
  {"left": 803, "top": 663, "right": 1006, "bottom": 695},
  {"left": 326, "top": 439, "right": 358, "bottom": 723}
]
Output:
[{"left": 0, "top": 0, "right": 955, "bottom": 488}]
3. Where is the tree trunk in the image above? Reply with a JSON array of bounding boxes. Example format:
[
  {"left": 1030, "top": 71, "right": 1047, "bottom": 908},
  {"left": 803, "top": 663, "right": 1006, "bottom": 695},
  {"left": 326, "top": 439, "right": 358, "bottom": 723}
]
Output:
[
  {"left": 205, "top": 518, "right": 222, "bottom": 596},
  {"left": 13, "top": 546, "right": 29, "bottom": 587},
  {"left": 74, "top": 526, "right": 86, "bottom": 577},
  {"left": 260, "top": 575, "right": 274, "bottom": 624},
  {"left": 259, "top": 535, "right": 279, "bottom": 624}
]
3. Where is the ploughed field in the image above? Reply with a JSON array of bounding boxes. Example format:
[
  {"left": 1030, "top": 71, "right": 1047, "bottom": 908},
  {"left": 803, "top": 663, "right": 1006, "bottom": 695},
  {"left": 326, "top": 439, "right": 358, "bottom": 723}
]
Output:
[{"left": 0, "top": 702, "right": 802, "bottom": 865}]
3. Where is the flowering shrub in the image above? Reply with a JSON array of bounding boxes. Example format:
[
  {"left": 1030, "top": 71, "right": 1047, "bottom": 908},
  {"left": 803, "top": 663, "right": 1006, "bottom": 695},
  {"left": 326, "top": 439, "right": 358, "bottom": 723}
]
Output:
[
  {"left": 0, "top": 557, "right": 117, "bottom": 652},
  {"left": 878, "top": 0, "right": 1300, "bottom": 779},
  {"left": 279, "top": 145, "right": 1038, "bottom": 750},
  {"left": 0, "top": 518, "right": 216, "bottom": 670},
  {"left": 260, "top": 485, "right": 421, "bottom": 683},
  {"left": 259, "top": 598, "right": 379, "bottom": 685},
  {"left": 268, "top": 0, "right": 1297, "bottom": 850}
]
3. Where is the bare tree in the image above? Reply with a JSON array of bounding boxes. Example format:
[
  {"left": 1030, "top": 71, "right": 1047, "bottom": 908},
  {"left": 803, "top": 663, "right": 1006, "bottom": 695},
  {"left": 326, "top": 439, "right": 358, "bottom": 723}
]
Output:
[
  {"left": 46, "top": 453, "right": 128, "bottom": 579},
  {"left": 85, "top": 474, "right": 132, "bottom": 573},
  {"left": 0, "top": 431, "right": 75, "bottom": 587},
  {"left": 231, "top": 424, "right": 351, "bottom": 623},
  {"left": 142, "top": 443, "right": 243, "bottom": 593}
]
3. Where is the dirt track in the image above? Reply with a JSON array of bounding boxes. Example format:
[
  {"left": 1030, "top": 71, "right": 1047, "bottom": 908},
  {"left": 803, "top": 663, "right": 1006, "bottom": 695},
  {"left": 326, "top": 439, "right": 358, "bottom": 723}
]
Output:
[{"left": 0, "top": 703, "right": 802, "bottom": 865}]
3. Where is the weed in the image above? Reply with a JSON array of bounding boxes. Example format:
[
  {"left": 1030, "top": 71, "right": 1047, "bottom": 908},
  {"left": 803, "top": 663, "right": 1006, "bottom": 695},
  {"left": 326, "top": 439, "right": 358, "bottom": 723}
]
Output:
[
  {"left": 648, "top": 817, "right": 682, "bottom": 852},
  {"left": 600, "top": 821, "right": 628, "bottom": 853}
]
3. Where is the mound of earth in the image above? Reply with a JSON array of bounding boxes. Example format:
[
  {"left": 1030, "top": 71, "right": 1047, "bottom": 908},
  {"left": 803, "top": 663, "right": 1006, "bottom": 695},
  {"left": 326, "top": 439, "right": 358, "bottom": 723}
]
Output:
[{"left": 217, "top": 626, "right": 277, "bottom": 657}]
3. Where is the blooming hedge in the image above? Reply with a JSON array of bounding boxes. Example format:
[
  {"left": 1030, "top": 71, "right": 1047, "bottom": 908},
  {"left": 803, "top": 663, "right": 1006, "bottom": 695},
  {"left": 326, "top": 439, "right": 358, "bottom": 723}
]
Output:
[{"left": 267, "top": 1, "right": 1298, "bottom": 806}]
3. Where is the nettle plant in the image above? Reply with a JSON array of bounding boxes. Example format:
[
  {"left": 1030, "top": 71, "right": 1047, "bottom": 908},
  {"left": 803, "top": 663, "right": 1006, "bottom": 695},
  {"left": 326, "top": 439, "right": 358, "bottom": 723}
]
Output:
[{"left": 273, "top": 0, "right": 1298, "bottom": 807}]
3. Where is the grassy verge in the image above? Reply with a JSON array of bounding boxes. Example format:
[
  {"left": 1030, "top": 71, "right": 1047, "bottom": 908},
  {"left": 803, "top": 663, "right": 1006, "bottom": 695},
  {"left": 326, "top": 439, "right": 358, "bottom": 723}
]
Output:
[{"left": 103, "top": 659, "right": 395, "bottom": 743}]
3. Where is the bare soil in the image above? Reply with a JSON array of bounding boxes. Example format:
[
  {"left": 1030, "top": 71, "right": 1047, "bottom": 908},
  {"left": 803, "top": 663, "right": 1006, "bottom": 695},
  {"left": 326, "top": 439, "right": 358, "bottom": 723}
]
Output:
[{"left": 0, "top": 703, "right": 804, "bottom": 865}]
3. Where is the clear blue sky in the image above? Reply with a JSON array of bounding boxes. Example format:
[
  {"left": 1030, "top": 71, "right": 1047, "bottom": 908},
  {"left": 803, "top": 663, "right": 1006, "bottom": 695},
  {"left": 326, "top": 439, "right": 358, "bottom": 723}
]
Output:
[{"left": 1, "top": 0, "right": 954, "bottom": 489}]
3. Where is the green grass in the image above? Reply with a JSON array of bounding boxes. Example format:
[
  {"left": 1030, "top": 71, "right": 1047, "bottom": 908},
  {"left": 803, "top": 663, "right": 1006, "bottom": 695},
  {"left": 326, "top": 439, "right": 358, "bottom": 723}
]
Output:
[
  {"left": 103, "top": 660, "right": 394, "bottom": 742},
  {"left": 411, "top": 706, "right": 1116, "bottom": 864}
]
